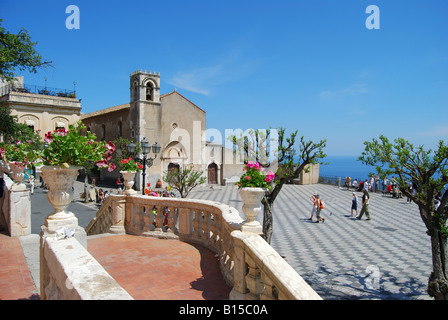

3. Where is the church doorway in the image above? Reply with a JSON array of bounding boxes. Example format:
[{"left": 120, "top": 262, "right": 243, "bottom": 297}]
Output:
[{"left": 208, "top": 163, "right": 218, "bottom": 184}]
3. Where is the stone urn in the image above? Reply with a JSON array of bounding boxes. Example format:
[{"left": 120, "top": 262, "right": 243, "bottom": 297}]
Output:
[
  {"left": 121, "top": 171, "right": 137, "bottom": 195},
  {"left": 40, "top": 165, "right": 82, "bottom": 233},
  {"left": 238, "top": 187, "right": 266, "bottom": 234},
  {"left": 8, "top": 162, "right": 27, "bottom": 191}
]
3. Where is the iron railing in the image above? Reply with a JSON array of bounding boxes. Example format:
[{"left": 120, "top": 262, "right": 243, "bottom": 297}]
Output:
[{"left": 0, "top": 83, "right": 76, "bottom": 98}]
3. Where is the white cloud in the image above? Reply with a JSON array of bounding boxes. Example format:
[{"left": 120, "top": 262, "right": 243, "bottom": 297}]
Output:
[
  {"left": 416, "top": 126, "right": 448, "bottom": 138},
  {"left": 320, "top": 83, "right": 368, "bottom": 98},
  {"left": 168, "top": 62, "right": 230, "bottom": 96},
  {"left": 167, "top": 45, "right": 263, "bottom": 96}
]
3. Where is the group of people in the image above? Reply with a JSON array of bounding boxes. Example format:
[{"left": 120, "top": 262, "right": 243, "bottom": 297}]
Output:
[
  {"left": 345, "top": 175, "right": 382, "bottom": 193},
  {"left": 350, "top": 189, "right": 371, "bottom": 220},
  {"left": 96, "top": 188, "right": 111, "bottom": 205},
  {"left": 346, "top": 175, "right": 408, "bottom": 199},
  {"left": 309, "top": 187, "right": 372, "bottom": 223},
  {"left": 308, "top": 194, "right": 326, "bottom": 223}
]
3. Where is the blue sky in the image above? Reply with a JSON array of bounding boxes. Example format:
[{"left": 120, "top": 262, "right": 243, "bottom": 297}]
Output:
[{"left": 2, "top": 0, "right": 447, "bottom": 156}]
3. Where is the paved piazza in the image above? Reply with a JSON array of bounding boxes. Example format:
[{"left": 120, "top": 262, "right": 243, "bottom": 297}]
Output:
[{"left": 188, "top": 183, "right": 433, "bottom": 300}]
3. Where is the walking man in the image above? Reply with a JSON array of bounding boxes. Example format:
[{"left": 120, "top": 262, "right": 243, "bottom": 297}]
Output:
[{"left": 357, "top": 189, "right": 371, "bottom": 221}]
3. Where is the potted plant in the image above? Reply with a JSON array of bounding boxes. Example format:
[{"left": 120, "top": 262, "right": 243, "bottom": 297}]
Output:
[
  {"left": 0, "top": 140, "right": 41, "bottom": 189},
  {"left": 119, "top": 157, "right": 143, "bottom": 194},
  {"left": 236, "top": 161, "right": 275, "bottom": 233},
  {"left": 40, "top": 121, "right": 116, "bottom": 231}
]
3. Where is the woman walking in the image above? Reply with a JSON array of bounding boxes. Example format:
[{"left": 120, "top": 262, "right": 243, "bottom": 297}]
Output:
[
  {"left": 351, "top": 192, "right": 358, "bottom": 217},
  {"left": 308, "top": 194, "right": 318, "bottom": 221}
]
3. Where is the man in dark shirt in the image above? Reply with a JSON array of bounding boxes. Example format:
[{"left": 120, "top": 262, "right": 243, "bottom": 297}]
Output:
[{"left": 357, "top": 189, "right": 371, "bottom": 221}]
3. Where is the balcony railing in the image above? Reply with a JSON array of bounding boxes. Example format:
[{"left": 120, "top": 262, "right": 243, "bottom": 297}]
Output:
[
  {"left": 85, "top": 194, "right": 322, "bottom": 300},
  {"left": 0, "top": 83, "right": 76, "bottom": 98}
]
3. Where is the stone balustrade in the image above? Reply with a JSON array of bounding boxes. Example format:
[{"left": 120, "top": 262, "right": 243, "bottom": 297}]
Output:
[
  {"left": 230, "top": 231, "right": 322, "bottom": 300},
  {"left": 86, "top": 193, "right": 321, "bottom": 300},
  {"left": 41, "top": 235, "right": 133, "bottom": 300}
]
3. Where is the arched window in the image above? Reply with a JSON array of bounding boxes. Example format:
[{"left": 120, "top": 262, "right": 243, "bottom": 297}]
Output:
[
  {"left": 146, "top": 82, "right": 153, "bottom": 101},
  {"left": 133, "top": 80, "right": 138, "bottom": 101}
]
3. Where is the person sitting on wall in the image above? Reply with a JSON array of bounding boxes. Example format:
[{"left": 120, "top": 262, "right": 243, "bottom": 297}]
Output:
[{"left": 97, "top": 188, "right": 104, "bottom": 204}]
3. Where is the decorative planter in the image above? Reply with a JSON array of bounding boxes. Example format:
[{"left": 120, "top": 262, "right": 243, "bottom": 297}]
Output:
[
  {"left": 238, "top": 187, "right": 266, "bottom": 234},
  {"left": 8, "top": 162, "right": 27, "bottom": 191},
  {"left": 40, "top": 165, "right": 82, "bottom": 232},
  {"left": 121, "top": 171, "right": 137, "bottom": 195}
]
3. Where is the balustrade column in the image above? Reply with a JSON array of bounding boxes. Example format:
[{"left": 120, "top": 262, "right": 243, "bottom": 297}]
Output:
[
  {"left": 177, "top": 207, "right": 193, "bottom": 236},
  {"left": 229, "top": 231, "right": 248, "bottom": 300},
  {"left": 191, "top": 210, "right": 203, "bottom": 239},
  {"left": 154, "top": 206, "right": 165, "bottom": 232},
  {"left": 245, "top": 255, "right": 264, "bottom": 300},
  {"left": 166, "top": 207, "right": 178, "bottom": 234},
  {"left": 260, "top": 272, "right": 278, "bottom": 300},
  {"left": 202, "top": 211, "right": 212, "bottom": 242}
]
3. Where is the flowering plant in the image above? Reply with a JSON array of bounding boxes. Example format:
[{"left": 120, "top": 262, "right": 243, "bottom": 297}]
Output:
[
  {"left": 41, "top": 121, "right": 116, "bottom": 170},
  {"left": 236, "top": 161, "right": 275, "bottom": 189},
  {"left": 119, "top": 157, "right": 144, "bottom": 172},
  {"left": 0, "top": 140, "right": 41, "bottom": 168}
]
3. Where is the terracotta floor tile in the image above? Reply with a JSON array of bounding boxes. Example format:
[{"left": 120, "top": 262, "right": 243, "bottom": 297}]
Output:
[
  {"left": 88, "top": 234, "right": 231, "bottom": 300},
  {"left": 0, "top": 234, "right": 39, "bottom": 300}
]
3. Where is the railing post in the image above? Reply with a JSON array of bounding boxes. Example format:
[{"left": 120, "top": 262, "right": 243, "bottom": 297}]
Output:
[
  {"left": 109, "top": 195, "right": 126, "bottom": 234},
  {"left": 7, "top": 182, "right": 32, "bottom": 236}
]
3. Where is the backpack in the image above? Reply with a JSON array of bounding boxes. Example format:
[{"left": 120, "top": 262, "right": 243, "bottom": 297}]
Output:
[{"left": 320, "top": 200, "right": 325, "bottom": 209}]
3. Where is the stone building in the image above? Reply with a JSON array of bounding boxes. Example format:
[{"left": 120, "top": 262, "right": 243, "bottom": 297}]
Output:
[
  {"left": 81, "top": 70, "right": 241, "bottom": 189},
  {"left": 1, "top": 71, "right": 318, "bottom": 190},
  {"left": 0, "top": 76, "right": 81, "bottom": 138}
]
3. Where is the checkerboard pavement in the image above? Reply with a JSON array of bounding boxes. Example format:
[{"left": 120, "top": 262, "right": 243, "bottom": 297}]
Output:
[{"left": 189, "top": 184, "right": 433, "bottom": 300}]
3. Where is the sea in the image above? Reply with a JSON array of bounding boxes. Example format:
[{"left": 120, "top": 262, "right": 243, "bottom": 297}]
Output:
[{"left": 318, "top": 155, "right": 380, "bottom": 181}]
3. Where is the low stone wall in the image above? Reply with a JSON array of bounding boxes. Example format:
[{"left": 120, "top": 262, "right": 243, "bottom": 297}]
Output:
[{"left": 41, "top": 236, "right": 133, "bottom": 300}]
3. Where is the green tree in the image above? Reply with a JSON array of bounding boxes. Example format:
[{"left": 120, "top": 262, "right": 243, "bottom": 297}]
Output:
[
  {"left": 0, "top": 18, "right": 52, "bottom": 82},
  {"left": 164, "top": 165, "right": 206, "bottom": 198},
  {"left": 359, "top": 136, "right": 448, "bottom": 300},
  {"left": 112, "top": 137, "right": 142, "bottom": 160},
  {"left": 229, "top": 128, "right": 327, "bottom": 244},
  {"left": 0, "top": 104, "right": 43, "bottom": 149}
]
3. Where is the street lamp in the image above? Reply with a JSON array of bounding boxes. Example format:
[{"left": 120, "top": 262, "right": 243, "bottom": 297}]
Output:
[{"left": 127, "top": 137, "right": 160, "bottom": 194}]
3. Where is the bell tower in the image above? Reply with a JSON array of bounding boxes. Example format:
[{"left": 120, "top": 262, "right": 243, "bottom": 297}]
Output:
[
  {"left": 129, "top": 69, "right": 162, "bottom": 149},
  {"left": 130, "top": 70, "right": 161, "bottom": 103}
]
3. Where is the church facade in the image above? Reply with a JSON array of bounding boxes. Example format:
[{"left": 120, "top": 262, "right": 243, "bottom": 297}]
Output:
[{"left": 81, "top": 70, "right": 242, "bottom": 190}]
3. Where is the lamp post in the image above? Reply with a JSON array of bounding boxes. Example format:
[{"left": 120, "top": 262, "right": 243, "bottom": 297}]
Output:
[{"left": 127, "top": 137, "right": 161, "bottom": 195}]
